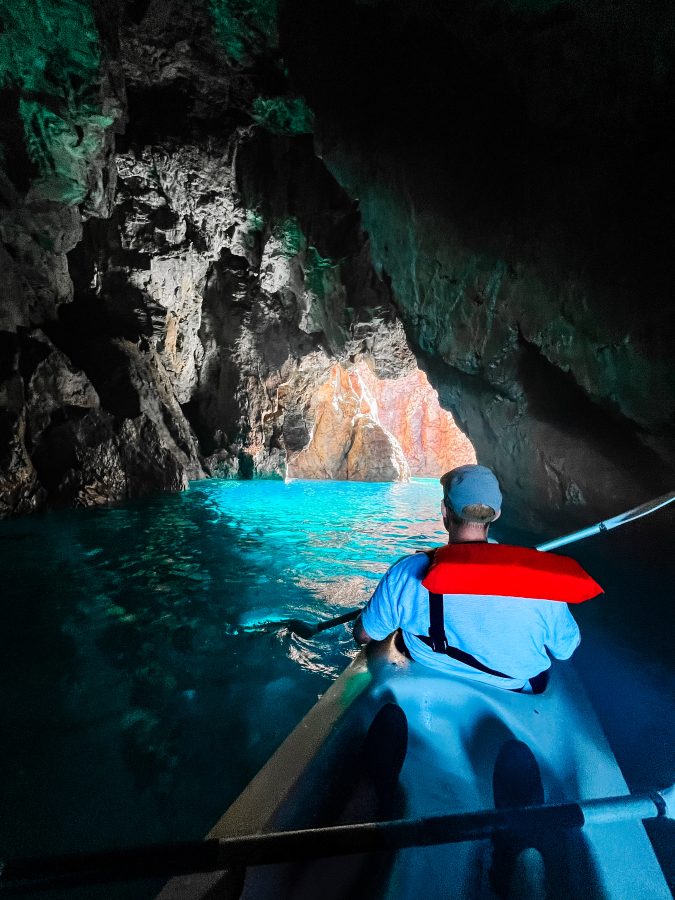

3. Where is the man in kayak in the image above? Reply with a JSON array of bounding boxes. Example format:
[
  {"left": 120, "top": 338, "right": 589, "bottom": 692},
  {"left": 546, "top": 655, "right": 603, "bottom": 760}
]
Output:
[{"left": 353, "top": 464, "right": 586, "bottom": 692}]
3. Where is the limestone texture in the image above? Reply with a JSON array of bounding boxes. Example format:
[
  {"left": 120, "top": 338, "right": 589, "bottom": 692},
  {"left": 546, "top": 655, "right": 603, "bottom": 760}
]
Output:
[
  {"left": 356, "top": 363, "right": 476, "bottom": 478},
  {"left": 288, "top": 364, "right": 410, "bottom": 482},
  {"left": 288, "top": 362, "right": 475, "bottom": 482},
  {"left": 0, "top": 0, "right": 424, "bottom": 514}
]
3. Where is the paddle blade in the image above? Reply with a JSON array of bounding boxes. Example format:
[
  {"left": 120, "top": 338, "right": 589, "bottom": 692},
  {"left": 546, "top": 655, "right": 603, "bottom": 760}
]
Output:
[{"left": 288, "top": 608, "right": 361, "bottom": 638}]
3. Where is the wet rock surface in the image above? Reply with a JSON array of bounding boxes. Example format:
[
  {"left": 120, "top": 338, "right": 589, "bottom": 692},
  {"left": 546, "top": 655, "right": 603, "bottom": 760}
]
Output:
[
  {"left": 287, "top": 363, "right": 410, "bottom": 482},
  {"left": 356, "top": 363, "right": 477, "bottom": 478},
  {"left": 0, "top": 0, "right": 407, "bottom": 514},
  {"left": 288, "top": 361, "right": 475, "bottom": 481}
]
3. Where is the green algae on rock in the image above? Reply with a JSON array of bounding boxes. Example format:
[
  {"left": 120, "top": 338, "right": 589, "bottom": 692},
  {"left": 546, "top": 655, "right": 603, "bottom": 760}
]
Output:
[
  {"left": 210, "top": 0, "right": 278, "bottom": 62},
  {"left": 275, "top": 216, "right": 306, "bottom": 258},
  {"left": 304, "top": 246, "right": 339, "bottom": 302},
  {"left": 252, "top": 95, "right": 314, "bottom": 135},
  {"left": 0, "top": 0, "right": 117, "bottom": 205}
]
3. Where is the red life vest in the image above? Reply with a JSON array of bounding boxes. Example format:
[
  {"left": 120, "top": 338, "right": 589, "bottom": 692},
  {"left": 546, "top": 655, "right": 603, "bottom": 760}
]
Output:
[{"left": 422, "top": 543, "right": 603, "bottom": 604}]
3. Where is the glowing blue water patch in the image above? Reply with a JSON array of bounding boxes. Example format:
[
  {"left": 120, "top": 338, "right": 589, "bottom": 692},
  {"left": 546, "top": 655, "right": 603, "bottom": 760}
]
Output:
[
  {"left": 0, "top": 478, "right": 450, "bottom": 875},
  {"left": 197, "top": 477, "right": 447, "bottom": 582}
]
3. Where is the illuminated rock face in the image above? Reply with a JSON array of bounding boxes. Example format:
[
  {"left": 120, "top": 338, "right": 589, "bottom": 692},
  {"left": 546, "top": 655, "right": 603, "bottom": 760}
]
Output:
[
  {"left": 288, "top": 365, "right": 409, "bottom": 482},
  {"left": 0, "top": 0, "right": 412, "bottom": 512},
  {"left": 0, "top": 0, "right": 204, "bottom": 515},
  {"left": 287, "top": 363, "right": 474, "bottom": 482},
  {"left": 355, "top": 364, "right": 476, "bottom": 477}
]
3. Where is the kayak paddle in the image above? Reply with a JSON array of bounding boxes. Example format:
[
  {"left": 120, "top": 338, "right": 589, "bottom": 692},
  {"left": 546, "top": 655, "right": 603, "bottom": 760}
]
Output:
[
  {"left": 278, "top": 608, "right": 364, "bottom": 639},
  {"left": 276, "top": 489, "right": 675, "bottom": 638},
  {"left": 2, "top": 784, "right": 672, "bottom": 891},
  {"left": 535, "top": 488, "right": 675, "bottom": 552}
]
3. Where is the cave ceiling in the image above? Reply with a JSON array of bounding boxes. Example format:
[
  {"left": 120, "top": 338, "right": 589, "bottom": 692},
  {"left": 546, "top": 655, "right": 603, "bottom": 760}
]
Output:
[{"left": 0, "top": 0, "right": 673, "bottom": 529}]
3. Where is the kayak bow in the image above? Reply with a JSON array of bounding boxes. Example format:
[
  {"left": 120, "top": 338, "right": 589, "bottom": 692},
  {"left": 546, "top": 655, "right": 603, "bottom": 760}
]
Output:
[{"left": 156, "top": 638, "right": 672, "bottom": 899}]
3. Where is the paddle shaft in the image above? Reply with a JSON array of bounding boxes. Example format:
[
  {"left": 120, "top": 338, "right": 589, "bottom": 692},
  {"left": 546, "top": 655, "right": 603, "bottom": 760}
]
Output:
[
  {"left": 535, "top": 489, "right": 675, "bottom": 552},
  {"left": 1, "top": 789, "right": 669, "bottom": 892},
  {"left": 303, "top": 489, "right": 675, "bottom": 635},
  {"left": 315, "top": 608, "right": 362, "bottom": 633}
]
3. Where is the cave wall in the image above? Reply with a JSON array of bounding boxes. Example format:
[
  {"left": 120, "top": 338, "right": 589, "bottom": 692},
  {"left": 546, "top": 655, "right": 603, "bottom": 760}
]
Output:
[
  {"left": 287, "top": 361, "right": 476, "bottom": 480},
  {"left": 91, "top": 0, "right": 412, "bottom": 483},
  {"left": 280, "top": 0, "right": 675, "bottom": 529},
  {"left": 357, "top": 363, "right": 477, "bottom": 477},
  {"left": 0, "top": 0, "right": 410, "bottom": 516},
  {"left": 0, "top": 0, "right": 206, "bottom": 514}
]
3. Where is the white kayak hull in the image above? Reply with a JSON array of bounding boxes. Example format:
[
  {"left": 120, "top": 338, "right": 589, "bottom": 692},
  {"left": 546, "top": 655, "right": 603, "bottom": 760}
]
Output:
[{"left": 157, "top": 639, "right": 670, "bottom": 899}]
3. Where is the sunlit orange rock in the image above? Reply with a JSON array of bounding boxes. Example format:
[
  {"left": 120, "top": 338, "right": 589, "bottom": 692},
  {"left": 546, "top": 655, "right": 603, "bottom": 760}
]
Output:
[
  {"left": 288, "top": 364, "right": 409, "bottom": 481},
  {"left": 287, "top": 362, "right": 475, "bottom": 481},
  {"left": 354, "top": 363, "right": 476, "bottom": 476}
]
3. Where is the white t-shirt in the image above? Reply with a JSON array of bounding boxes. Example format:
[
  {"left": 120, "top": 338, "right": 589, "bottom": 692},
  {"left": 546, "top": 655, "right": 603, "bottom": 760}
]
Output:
[{"left": 361, "top": 551, "right": 581, "bottom": 689}]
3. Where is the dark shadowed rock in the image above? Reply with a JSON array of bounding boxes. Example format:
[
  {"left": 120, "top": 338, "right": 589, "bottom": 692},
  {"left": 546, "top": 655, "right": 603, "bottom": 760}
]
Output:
[{"left": 279, "top": 0, "right": 675, "bottom": 529}]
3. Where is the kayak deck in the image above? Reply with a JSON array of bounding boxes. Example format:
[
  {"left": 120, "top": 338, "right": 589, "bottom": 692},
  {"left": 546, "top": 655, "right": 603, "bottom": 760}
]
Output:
[{"left": 157, "top": 638, "right": 670, "bottom": 899}]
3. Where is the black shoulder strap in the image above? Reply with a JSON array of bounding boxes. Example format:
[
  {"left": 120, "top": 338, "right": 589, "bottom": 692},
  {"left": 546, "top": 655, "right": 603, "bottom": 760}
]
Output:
[
  {"left": 417, "top": 633, "right": 512, "bottom": 679},
  {"left": 427, "top": 592, "right": 449, "bottom": 653},
  {"left": 421, "top": 549, "right": 448, "bottom": 652}
]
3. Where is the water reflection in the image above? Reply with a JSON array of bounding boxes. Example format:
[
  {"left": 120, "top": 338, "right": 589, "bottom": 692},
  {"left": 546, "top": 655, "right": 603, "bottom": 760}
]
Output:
[{"left": 0, "top": 477, "right": 448, "bottom": 894}]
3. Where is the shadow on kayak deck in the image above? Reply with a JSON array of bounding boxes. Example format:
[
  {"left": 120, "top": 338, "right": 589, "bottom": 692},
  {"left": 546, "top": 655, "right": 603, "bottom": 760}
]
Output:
[{"left": 248, "top": 702, "right": 408, "bottom": 900}]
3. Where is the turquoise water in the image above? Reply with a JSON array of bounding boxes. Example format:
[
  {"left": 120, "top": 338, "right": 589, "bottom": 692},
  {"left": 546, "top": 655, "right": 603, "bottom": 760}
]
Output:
[
  {"left": 0, "top": 478, "right": 450, "bottom": 896},
  {"left": 1, "top": 478, "right": 673, "bottom": 896}
]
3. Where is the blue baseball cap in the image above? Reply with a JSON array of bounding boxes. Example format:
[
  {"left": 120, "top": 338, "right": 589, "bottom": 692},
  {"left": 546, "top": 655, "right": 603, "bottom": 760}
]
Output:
[{"left": 440, "top": 464, "right": 502, "bottom": 523}]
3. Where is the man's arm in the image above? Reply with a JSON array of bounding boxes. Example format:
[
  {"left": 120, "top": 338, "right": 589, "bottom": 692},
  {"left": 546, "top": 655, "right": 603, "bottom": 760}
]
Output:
[
  {"left": 546, "top": 605, "right": 581, "bottom": 660},
  {"left": 352, "top": 561, "right": 403, "bottom": 645}
]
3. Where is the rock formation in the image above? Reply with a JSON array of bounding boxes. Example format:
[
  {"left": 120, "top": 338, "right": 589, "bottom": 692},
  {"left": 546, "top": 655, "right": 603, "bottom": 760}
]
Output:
[
  {"left": 0, "top": 0, "right": 207, "bottom": 515},
  {"left": 0, "top": 0, "right": 432, "bottom": 514},
  {"left": 288, "top": 363, "right": 410, "bottom": 482},
  {"left": 1, "top": 0, "right": 674, "bottom": 530},
  {"left": 355, "top": 363, "right": 476, "bottom": 478},
  {"left": 288, "top": 361, "right": 475, "bottom": 481}
]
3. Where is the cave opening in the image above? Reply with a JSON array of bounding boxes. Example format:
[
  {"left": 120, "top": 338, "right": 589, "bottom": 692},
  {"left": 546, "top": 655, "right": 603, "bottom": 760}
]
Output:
[{"left": 286, "top": 361, "right": 476, "bottom": 483}]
